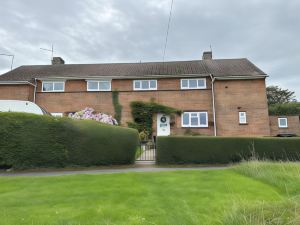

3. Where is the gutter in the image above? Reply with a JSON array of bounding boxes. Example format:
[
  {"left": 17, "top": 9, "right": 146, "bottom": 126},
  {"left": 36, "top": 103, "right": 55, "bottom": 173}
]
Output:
[
  {"left": 0, "top": 81, "right": 36, "bottom": 86},
  {"left": 33, "top": 78, "right": 37, "bottom": 103},
  {"left": 209, "top": 74, "right": 217, "bottom": 136}
]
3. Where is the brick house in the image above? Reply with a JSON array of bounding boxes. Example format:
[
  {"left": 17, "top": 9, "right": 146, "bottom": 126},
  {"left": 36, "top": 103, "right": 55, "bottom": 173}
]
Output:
[{"left": 0, "top": 52, "right": 272, "bottom": 136}]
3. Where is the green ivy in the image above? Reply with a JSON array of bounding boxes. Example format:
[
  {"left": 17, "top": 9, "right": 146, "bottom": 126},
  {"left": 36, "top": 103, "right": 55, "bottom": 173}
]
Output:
[
  {"left": 269, "top": 102, "right": 300, "bottom": 116},
  {"left": 128, "top": 101, "right": 181, "bottom": 136},
  {"left": 112, "top": 91, "right": 122, "bottom": 125}
]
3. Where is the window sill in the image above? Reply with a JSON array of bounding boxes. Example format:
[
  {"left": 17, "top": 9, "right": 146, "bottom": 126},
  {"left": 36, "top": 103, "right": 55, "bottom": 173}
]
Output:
[
  {"left": 87, "top": 90, "right": 111, "bottom": 92},
  {"left": 182, "top": 126, "right": 209, "bottom": 129},
  {"left": 239, "top": 123, "right": 248, "bottom": 125}
]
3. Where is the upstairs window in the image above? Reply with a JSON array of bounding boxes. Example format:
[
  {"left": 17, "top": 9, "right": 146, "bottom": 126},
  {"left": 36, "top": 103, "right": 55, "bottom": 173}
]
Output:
[
  {"left": 239, "top": 112, "right": 247, "bottom": 124},
  {"left": 181, "top": 78, "right": 206, "bottom": 89},
  {"left": 87, "top": 80, "right": 111, "bottom": 91},
  {"left": 133, "top": 80, "right": 157, "bottom": 91},
  {"left": 42, "top": 81, "right": 65, "bottom": 92},
  {"left": 278, "top": 117, "right": 288, "bottom": 128},
  {"left": 182, "top": 112, "right": 208, "bottom": 127}
]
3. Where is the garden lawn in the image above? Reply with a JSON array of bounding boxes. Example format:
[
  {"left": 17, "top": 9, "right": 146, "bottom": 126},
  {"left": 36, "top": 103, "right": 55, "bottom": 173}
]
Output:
[{"left": 0, "top": 162, "right": 298, "bottom": 225}]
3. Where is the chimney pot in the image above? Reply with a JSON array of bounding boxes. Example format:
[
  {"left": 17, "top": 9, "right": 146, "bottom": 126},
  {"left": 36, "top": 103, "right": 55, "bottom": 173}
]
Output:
[
  {"left": 52, "top": 57, "right": 65, "bottom": 65},
  {"left": 202, "top": 51, "right": 212, "bottom": 60}
]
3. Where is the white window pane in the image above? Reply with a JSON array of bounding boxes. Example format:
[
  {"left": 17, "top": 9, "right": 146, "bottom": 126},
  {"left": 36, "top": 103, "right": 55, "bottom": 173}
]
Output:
[
  {"left": 191, "top": 116, "right": 199, "bottom": 126},
  {"left": 43, "top": 83, "right": 53, "bottom": 91},
  {"left": 134, "top": 81, "right": 140, "bottom": 89},
  {"left": 239, "top": 112, "right": 247, "bottom": 124},
  {"left": 150, "top": 80, "right": 156, "bottom": 89},
  {"left": 182, "top": 80, "right": 188, "bottom": 88},
  {"left": 197, "top": 79, "right": 205, "bottom": 87},
  {"left": 54, "top": 82, "right": 64, "bottom": 91},
  {"left": 141, "top": 80, "right": 149, "bottom": 89},
  {"left": 182, "top": 113, "right": 189, "bottom": 125},
  {"left": 191, "top": 113, "right": 198, "bottom": 117},
  {"left": 189, "top": 80, "right": 197, "bottom": 88},
  {"left": 99, "top": 81, "right": 110, "bottom": 90},
  {"left": 88, "top": 81, "right": 98, "bottom": 90},
  {"left": 279, "top": 118, "right": 287, "bottom": 127},
  {"left": 199, "top": 113, "right": 207, "bottom": 125}
]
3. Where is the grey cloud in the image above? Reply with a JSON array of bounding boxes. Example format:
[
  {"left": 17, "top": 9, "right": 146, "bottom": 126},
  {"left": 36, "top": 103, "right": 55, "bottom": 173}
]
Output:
[{"left": 0, "top": 0, "right": 299, "bottom": 99}]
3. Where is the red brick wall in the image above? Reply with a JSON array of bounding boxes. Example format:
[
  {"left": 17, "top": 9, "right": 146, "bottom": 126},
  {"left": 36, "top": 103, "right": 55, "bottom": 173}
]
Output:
[
  {"left": 1, "top": 77, "right": 271, "bottom": 136},
  {"left": 214, "top": 79, "right": 270, "bottom": 136},
  {"left": 269, "top": 116, "right": 300, "bottom": 136},
  {"left": 0, "top": 84, "right": 34, "bottom": 101},
  {"left": 35, "top": 78, "right": 214, "bottom": 136}
]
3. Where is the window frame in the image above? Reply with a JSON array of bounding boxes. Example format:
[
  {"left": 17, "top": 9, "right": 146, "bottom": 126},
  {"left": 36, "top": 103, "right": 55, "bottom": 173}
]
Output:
[
  {"left": 42, "top": 81, "right": 65, "bottom": 92},
  {"left": 278, "top": 117, "right": 288, "bottom": 128},
  {"left": 180, "top": 78, "right": 206, "bottom": 90},
  {"left": 86, "top": 80, "right": 111, "bottom": 92},
  {"left": 181, "top": 111, "right": 208, "bottom": 128},
  {"left": 51, "top": 113, "right": 63, "bottom": 117},
  {"left": 239, "top": 111, "right": 247, "bottom": 124},
  {"left": 133, "top": 80, "right": 157, "bottom": 91}
]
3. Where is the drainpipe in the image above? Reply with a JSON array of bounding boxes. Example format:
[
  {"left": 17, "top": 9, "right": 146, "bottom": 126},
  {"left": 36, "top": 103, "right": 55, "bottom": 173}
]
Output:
[
  {"left": 33, "top": 78, "right": 37, "bottom": 103},
  {"left": 210, "top": 74, "right": 217, "bottom": 136}
]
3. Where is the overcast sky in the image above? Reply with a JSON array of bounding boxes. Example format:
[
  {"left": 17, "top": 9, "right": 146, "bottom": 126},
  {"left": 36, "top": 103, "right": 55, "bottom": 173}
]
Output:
[{"left": 0, "top": 0, "right": 299, "bottom": 99}]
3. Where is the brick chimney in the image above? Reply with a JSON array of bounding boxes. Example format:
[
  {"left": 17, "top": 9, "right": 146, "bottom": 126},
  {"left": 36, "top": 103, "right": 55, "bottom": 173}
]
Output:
[
  {"left": 202, "top": 51, "right": 212, "bottom": 60},
  {"left": 51, "top": 57, "right": 65, "bottom": 65}
]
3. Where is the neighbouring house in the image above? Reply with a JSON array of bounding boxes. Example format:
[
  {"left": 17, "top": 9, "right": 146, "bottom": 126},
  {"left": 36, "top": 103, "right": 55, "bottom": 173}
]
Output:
[
  {"left": 0, "top": 51, "right": 280, "bottom": 137},
  {"left": 269, "top": 115, "right": 300, "bottom": 136}
]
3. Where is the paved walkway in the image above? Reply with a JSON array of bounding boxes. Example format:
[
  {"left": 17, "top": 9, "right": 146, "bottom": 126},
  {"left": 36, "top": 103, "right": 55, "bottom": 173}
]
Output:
[{"left": 0, "top": 164, "right": 227, "bottom": 177}]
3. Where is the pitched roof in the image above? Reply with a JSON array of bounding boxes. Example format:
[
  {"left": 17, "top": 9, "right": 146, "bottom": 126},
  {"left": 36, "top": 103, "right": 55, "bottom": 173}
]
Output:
[{"left": 0, "top": 58, "right": 266, "bottom": 82}]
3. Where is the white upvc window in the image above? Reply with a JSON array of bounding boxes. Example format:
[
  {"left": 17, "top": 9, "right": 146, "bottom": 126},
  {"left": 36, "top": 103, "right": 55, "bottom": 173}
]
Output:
[
  {"left": 87, "top": 80, "right": 111, "bottom": 91},
  {"left": 133, "top": 80, "right": 157, "bottom": 91},
  {"left": 51, "top": 113, "right": 63, "bottom": 117},
  {"left": 181, "top": 78, "right": 206, "bottom": 89},
  {"left": 42, "top": 81, "right": 65, "bottom": 92},
  {"left": 278, "top": 117, "right": 288, "bottom": 128},
  {"left": 239, "top": 112, "right": 247, "bottom": 124},
  {"left": 182, "top": 112, "right": 208, "bottom": 128}
]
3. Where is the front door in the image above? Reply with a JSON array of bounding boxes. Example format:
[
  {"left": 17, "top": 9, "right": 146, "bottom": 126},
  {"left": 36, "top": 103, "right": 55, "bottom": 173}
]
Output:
[{"left": 157, "top": 113, "right": 170, "bottom": 136}]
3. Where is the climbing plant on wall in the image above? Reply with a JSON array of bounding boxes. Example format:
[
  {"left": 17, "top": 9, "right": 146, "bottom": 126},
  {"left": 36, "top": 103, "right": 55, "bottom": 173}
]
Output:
[
  {"left": 112, "top": 91, "right": 122, "bottom": 125},
  {"left": 128, "top": 101, "right": 181, "bottom": 136}
]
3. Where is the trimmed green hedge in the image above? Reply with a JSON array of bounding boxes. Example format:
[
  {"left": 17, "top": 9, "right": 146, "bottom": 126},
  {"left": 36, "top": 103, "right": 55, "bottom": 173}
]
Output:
[
  {"left": 0, "top": 113, "right": 139, "bottom": 169},
  {"left": 156, "top": 136, "right": 300, "bottom": 164},
  {"left": 269, "top": 102, "right": 300, "bottom": 116}
]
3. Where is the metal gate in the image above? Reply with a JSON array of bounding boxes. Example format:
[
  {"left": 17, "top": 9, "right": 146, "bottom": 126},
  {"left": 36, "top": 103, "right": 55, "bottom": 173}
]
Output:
[{"left": 136, "top": 142, "right": 156, "bottom": 161}]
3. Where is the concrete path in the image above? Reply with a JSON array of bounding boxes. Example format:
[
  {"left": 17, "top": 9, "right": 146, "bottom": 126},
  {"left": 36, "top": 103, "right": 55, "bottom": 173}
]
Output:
[{"left": 0, "top": 164, "right": 227, "bottom": 177}]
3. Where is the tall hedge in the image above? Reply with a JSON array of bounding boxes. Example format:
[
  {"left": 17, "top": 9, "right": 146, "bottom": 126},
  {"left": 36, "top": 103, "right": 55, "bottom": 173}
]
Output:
[
  {"left": 0, "top": 113, "right": 139, "bottom": 169},
  {"left": 157, "top": 136, "right": 300, "bottom": 164}
]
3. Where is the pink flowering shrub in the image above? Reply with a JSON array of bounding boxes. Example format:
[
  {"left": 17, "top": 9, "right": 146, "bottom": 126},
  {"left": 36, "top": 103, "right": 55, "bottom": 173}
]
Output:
[{"left": 68, "top": 107, "right": 118, "bottom": 125}]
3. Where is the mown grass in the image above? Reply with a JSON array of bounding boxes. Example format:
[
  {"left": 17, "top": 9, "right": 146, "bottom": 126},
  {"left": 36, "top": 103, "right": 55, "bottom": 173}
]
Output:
[{"left": 0, "top": 161, "right": 299, "bottom": 225}]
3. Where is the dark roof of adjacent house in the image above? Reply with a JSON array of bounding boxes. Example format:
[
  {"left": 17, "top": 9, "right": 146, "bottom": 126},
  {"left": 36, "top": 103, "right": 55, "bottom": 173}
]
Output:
[{"left": 0, "top": 58, "right": 266, "bottom": 82}]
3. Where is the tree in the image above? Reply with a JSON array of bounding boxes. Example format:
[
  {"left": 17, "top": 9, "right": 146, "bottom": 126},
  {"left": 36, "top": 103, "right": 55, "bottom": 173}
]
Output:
[{"left": 266, "top": 85, "right": 296, "bottom": 105}]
